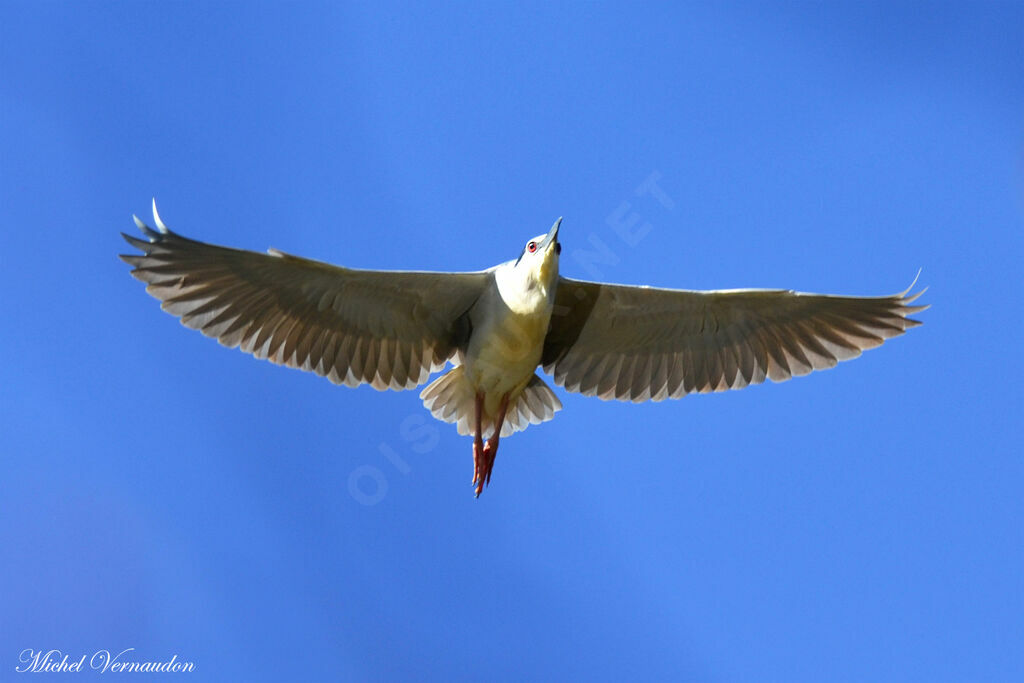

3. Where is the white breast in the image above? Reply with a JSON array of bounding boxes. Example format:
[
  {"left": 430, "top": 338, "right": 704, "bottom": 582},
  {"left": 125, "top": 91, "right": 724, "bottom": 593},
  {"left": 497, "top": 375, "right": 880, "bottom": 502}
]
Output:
[{"left": 463, "top": 266, "right": 554, "bottom": 413}]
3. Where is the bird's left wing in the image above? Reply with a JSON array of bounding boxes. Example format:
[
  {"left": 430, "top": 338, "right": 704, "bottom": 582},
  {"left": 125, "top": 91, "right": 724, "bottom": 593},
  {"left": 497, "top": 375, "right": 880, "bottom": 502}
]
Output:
[
  {"left": 541, "top": 276, "right": 927, "bottom": 402},
  {"left": 121, "top": 204, "right": 489, "bottom": 390}
]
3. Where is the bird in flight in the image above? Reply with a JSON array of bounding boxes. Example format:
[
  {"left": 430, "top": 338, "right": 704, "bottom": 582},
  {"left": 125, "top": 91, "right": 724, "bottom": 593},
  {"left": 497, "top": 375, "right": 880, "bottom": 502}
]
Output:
[{"left": 122, "top": 201, "right": 926, "bottom": 497}]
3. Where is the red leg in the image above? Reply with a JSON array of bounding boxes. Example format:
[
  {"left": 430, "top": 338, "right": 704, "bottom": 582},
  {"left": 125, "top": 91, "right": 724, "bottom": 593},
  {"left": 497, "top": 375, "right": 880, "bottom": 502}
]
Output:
[
  {"left": 472, "top": 392, "right": 485, "bottom": 494},
  {"left": 479, "top": 394, "right": 510, "bottom": 492}
]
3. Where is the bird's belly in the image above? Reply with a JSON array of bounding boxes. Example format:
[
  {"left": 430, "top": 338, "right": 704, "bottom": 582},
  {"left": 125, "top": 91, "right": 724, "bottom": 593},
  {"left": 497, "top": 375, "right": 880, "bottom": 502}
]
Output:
[{"left": 465, "top": 311, "right": 548, "bottom": 408}]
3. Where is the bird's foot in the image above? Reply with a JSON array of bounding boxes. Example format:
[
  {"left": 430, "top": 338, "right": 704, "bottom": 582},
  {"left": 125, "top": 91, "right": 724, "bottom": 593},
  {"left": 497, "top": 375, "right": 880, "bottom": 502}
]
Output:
[
  {"left": 471, "top": 394, "right": 507, "bottom": 498},
  {"left": 473, "top": 440, "right": 499, "bottom": 498},
  {"left": 483, "top": 440, "right": 498, "bottom": 485},
  {"left": 472, "top": 436, "right": 485, "bottom": 493}
]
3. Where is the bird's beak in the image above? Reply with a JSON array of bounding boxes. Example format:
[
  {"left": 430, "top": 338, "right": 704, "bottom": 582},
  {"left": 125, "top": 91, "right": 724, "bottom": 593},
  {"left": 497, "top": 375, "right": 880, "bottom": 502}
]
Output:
[{"left": 540, "top": 217, "right": 562, "bottom": 252}]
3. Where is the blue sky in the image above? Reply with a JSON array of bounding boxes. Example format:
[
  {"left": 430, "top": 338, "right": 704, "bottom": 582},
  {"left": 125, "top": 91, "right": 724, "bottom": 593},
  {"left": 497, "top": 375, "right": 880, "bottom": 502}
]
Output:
[{"left": 1, "top": 2, "right": 1022, "bottom": 680}]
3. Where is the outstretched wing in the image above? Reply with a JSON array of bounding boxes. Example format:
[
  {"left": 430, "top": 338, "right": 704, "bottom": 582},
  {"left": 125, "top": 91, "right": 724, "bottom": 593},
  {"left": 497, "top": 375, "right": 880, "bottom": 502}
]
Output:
[
  {"left": 542, "top": 276, "right": 927, "bottom": 402},
  {"left": 121, "top": 203, "right": 488, "bottom": 390}
]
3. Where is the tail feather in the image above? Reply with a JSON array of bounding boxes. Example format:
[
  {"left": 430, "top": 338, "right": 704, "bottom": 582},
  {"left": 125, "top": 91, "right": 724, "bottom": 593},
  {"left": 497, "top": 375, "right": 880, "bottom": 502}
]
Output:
[
  {"left": 506, "top": 374, "right": 562, "bottom": 435},
  {"left": 420, "top": 368, "right": 562, "bottom": 438},
  {"left": 420, "top": 366, "right": 476, "bottom": 436}
]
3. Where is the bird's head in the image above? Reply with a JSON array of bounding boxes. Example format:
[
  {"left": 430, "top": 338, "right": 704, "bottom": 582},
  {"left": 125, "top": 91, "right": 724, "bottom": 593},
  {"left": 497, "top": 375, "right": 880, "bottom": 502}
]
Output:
[{"left": 514, "top": 217, "right": 561, "bottom": 291}]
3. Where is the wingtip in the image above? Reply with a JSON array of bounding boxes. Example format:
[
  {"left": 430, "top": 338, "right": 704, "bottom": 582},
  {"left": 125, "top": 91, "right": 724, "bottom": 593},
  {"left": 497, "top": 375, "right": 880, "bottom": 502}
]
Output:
[
  {"left": 121, "top": 231, "right": 152, "bottom": 251},
  {"left": 132, "top": 212, "right": 162, "bottom": 240},
  {"left": 151, "top": 198, "right": 169, "bottom": 233},
  {"left": 902, "top": 285, "right": 929, "bottom": 305},
  {"left": 899, "top": 268, "right": 923, "bottom": 298}
]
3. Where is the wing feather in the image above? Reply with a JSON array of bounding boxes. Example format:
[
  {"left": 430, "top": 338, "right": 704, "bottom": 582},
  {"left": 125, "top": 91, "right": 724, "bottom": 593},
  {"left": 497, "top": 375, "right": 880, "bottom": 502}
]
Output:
[
  {"left": 542, "top": 276, "right": 926, "bottom": 402},
  {"left": 121, "top": 207, "right": 488, "bottom": 391}
]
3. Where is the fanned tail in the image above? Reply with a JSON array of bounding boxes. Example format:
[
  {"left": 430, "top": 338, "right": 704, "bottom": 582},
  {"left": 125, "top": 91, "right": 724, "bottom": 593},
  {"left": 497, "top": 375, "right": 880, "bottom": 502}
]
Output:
[
  {"left": 420, "top": 368, "right": 562, "bottom": 438},
  {"left": 420, "top": 366, "right": 478, "bottom": 436},
  {"left": 501, "top": 374, "right": 562, "bottom": 437}
]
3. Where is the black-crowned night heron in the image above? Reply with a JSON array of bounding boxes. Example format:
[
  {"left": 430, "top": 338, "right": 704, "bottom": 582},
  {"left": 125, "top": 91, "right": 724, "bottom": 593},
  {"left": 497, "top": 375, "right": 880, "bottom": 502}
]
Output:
[{"left": 122, "top": 201, "right": 927, "bottom": 496}]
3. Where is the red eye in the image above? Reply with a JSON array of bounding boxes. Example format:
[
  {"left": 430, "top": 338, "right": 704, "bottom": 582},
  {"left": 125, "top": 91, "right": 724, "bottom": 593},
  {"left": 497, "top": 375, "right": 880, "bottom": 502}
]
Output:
[{"left": 527, "top": 242, "right": 537, "bottom": 253}]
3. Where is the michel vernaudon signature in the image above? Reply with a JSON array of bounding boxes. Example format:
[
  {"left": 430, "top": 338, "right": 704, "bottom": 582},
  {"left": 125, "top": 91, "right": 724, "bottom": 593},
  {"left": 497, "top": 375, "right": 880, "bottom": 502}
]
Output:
[{"left": 17, "top": 648, "right": 195, "bottom": 674}]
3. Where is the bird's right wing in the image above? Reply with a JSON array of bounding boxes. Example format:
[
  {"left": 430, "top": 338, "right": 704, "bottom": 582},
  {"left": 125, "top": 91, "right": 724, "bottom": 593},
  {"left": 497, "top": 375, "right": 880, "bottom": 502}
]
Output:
[
  {"left": 541, "top": 276, "right": 927, "bottom": 402},
  {"left": 121, "top": 204, "right": 489, "bottom": 390}
]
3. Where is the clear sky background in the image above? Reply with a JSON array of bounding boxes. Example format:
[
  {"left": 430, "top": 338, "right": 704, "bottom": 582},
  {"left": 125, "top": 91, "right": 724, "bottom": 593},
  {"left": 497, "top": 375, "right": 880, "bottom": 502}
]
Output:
[{"left": 2, "top": 2, "right": 1022, "bottom": 681}]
